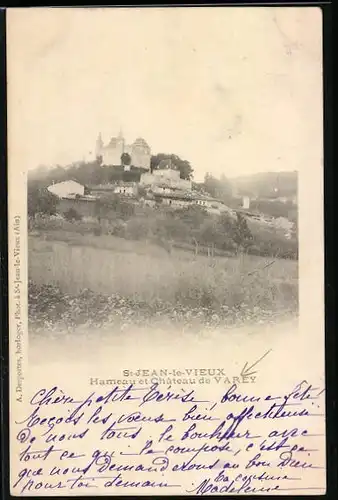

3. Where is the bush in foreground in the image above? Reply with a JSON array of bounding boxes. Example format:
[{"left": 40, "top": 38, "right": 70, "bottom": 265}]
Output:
[{"left": 28, "top": 278, "right": 297, "bottom": 334}]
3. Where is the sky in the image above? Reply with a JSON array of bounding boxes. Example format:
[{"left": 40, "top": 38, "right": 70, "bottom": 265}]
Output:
[{"left": 7, "top": 7, "right": 322, "bottom": 181}]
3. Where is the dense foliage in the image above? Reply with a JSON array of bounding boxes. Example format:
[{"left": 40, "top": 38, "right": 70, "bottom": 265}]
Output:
[
  {"left": 28, "top": 151, "right": 194, "bottom": 187},
  {"left": 28, "top": 187, "right": 58, "bottom": 217},
  {"left": 150, "top": 153, "right": 194, "bottom": 180},
  {"left": 30, "top": 197, "right": 297, "bottom": 260}
]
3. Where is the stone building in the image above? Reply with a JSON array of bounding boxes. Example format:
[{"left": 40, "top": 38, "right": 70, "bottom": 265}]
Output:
[
  {"left": 95, "top": 130, "right": 151, "bottom": 169},
  {"left": 140, "top": 159, "right": 192, "bottom": 191}
]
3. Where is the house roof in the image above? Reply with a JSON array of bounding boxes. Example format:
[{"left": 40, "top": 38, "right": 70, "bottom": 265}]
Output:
[
  {"left": 153, "top": 183, "right": 187, "bottom": 190},
  {"left": 89, "top": 184, "right": 115, "bottom": 190},
  {"left": 153, "top": 191, "right": 194, "bottom": 201},
  {"left": 191, "top": 193, "right": 224, "bottom": 203},
  {"left": 153, "top": 190, "right": 234, "bottom": 211},
  {"left": 61, "top": 195, "right": 97, "bottom": 202},
  {"left": 115, "top": 182, "right": 137, "bottom": 188},
  {"left": 48, "top": 179, "right": 86, "bottom": 188},
  {"left": 90, "top": 181, "right": 137, "bottom": 190},
  {"left": 107, "top": 137, "right": 119, "bottom": 147}
]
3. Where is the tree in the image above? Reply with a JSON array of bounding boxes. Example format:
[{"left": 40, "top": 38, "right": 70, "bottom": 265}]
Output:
[
  {"left": 198, "top": 219, "right": 220, "bottom": 246},
  {"left": 94, "top": 198, "right": 104, "bottom": 222},
  {"left": 202, "top": 173, "right": 234, "bottom": 203},
  {"left": 203, "top": 173, "right": 219, "bottom": 197},
  {"left": 28, "top": 187, "right": 58, "bottom": 217},
  {"left": 150, "top": 153, "right": 194, "bottom": 180},
  {"left": 64, "top": 208, "right": 82, "bottom": 221},
  {"left": 90, "top": 163, "right": 105, "bottom": 185},
  {"left": 160, "top": 216, "right": 187, "bottom": 241},
  {"left": 121, "top": 152, "right": 132, "bottom": 166},
  {"left": 233, "top": 213, "right": 253, "bottom": 252},
  {"left": 218, "top": 212, "right": 237, "bottom": 234},
  {"left": 250, "top": 199, "right": 293, "bottom": 219},
  {"left": 219, "top": 174, "right": 233, "bottom": 202},
  {"left": 138, "top": 186, "right": 147, "bottom": 199},
  {"left": 174, "top": 205, "right": 207, "bottom": 230},
  {"left": 192, "top": 182, "right": 205, "bottom": 193}
]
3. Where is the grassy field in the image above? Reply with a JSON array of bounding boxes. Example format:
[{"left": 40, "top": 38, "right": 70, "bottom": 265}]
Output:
[{"left": 28, "top": 230, "right": 298, "bottom": 333}]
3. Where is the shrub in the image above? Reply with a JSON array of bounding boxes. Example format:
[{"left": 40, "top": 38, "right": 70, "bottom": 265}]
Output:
[
  {"left": 28, "top": 187, "right": 58, "bottom": 217},
  {"left": 109, "top": 219, "right": 127, "bottom": 237},
  {"left": 174, "top": 206, "right": 207, "bottom": 229},
  {"left": 157, "top": 215, "right": 187, "bottom": 241},
  {"left": 64, "top": 208, "right": 82, "bottom": 221},
  {"left": 114, "top": 200, "right": 136, "bottom": 219},
  {"left": 124, "top": 218, "right": 150, "bottom": 240}
]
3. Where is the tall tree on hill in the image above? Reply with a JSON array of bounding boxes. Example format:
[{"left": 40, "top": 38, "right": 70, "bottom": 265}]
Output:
[
  {"left": 121, "top": 152, "right": 132, "bottom": 166},
  {"left": 203, "top": 173, "right": 219, "bottom": 197},
  {"left": 233, "top": 212, "right": 253, "bottom": 252},
  {"left": 203, "top": 173, "right": 233, "bottom": 202},
  {"left": 150, "top": 153, "right": 194, "bottom": 180},
  {"left": 90, "top": 164, "right": 104, "bottom": 185},
  {"left": 219, "top": 174, "right": 233, "bottom": 201}
]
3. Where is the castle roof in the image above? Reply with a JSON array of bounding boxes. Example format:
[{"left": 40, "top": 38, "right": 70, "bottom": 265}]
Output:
[
  {"left": 108, "top": 137, "right": 119, "bottom": 147},
  {"left": 133, "top": 137, "right": 150, "bottom": 148}
]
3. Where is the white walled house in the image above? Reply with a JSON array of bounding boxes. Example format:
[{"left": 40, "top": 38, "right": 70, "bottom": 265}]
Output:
[
  {"left": 160, "top": 195, "right": 193, "bottom": 208},
  {"left": 242, "top": 196, "right": 250, "bottom": 209},
  {"left": 113, "top": 183, "right": 138, "bottom": 197},
  {"left": 47, "top": 180, "right": 85, "bottom": 198},
  {"left": 151, "top": 184, "right": 187, "bottom": 196},
  {"left": 90, "top": 182, "right": 138, "bottom": 198},
  {"left": 194, "top": 195, "right": 236, "bottom": 217}
]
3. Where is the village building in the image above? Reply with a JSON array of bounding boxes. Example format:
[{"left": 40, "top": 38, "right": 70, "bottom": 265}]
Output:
[
  {"left": 142, "top": 197, "right": 157, "bottom": 208},
  {"left": 47, "top": 180, "right": 85, "bottom": 198},
  {"left": 153, "top": 191, "right": 195, "bottom": 209},
  {"left": 113, "top": 182, "right": 138, "bottom": 197},
  {"left": 140, "top": 159, "right": 192, "bottom": 191},
  {"left": 150, "top": 188, "right": 235, "bottom": 216},
  {"left": 95, "top": 130, "right": 151, "bottom": 169},
  {"left": 241, "top": 195, "right": 251, "bottom": 210},
  {"left": 193, "top": 195, "right": 236, "bottom": 216},
  {"left": 152, "top": 184, "right": 179, "bottom": 195},
  {"left": 89, "top": 182, "right": 138, "bottom": 198}
]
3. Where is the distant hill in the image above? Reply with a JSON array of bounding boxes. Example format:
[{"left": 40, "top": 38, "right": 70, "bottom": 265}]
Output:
[{"left": 230, "top": 171, "right": 298, "bottom": 200}]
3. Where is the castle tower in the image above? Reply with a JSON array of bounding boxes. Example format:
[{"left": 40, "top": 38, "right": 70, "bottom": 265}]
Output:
[
  {"left": 117, "top": 127, "right": 125, "bottom": 150},
  {"left": 95, "top": 133, "right": 103, "bottom": 159}
]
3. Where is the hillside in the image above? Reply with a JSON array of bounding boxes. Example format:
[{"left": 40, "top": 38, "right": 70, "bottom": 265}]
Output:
[
  {"left": 28, "top": 162, "right": 147, "bottom": 188},
  {"left": 29, "top": 163, "right": 298, "bottom": 201},
  {"left": 230, "top": 171, "right": 298, "bottom": 199}
]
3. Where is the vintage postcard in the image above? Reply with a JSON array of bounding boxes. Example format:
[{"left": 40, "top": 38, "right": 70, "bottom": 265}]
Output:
[{"left": 7, "top": 6, "right": 325, "bottom": 496}]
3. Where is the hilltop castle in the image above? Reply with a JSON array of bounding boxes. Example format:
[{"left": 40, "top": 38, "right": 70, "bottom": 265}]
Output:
[{"left": 95, "top": 130, "right": 151, "bottom": 170}]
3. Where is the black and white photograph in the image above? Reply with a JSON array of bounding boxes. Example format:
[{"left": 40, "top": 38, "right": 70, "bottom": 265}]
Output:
[{"left": 20, "top": 7, "right": 310, "bottom": 358}]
